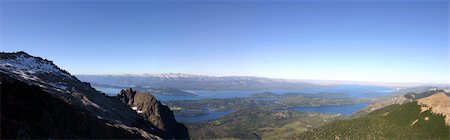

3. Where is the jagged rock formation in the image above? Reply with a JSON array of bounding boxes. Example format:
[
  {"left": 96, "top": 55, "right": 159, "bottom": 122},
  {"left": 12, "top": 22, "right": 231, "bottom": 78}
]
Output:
[
  {"left": 0, "top": 51, "right": 188, "bottom": 139},
  {"left": 117, "top": 88, "right": 189, "bottom": 139}
]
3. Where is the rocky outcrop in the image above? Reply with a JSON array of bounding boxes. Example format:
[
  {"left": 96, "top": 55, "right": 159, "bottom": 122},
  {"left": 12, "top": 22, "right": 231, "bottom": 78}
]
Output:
[{"left": 118, "top": 88, "right": 189, "bottom": 139}]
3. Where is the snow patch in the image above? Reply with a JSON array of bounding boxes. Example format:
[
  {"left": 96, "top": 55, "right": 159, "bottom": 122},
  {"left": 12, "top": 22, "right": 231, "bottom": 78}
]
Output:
[
  {"left": 410, "top": 119, "right": 418, "bottom": 126},
  {"left": 0, "top": 54, "right": 71, "bottom": 78}
]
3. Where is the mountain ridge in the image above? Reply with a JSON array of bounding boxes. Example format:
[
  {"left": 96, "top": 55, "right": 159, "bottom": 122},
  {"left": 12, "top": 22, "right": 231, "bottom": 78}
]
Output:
[
  {"left": 353, "top": 88, "right": 449, "bottom": 117},
  {"left": 296, "top": 90, "right": 450, "bottom": 139},
  {"left": 76, "top": 73, "right": 448, "bottom": 88},
  {"left": 0, "top": 51, "right": 189, "bottom": 139},
  {"left": 76, "top": 73, "right": 320, "bottom": 90}
]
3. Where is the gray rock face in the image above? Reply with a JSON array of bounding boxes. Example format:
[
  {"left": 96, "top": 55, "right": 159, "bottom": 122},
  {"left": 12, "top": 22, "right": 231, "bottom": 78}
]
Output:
[{"left": 118, "top": 88, "right": 189, "bottom": 139}]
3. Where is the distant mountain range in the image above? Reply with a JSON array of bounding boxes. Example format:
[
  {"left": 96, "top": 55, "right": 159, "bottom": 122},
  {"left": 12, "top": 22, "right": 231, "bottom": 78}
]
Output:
[
  {"left": 76, "top": 74, "right": 448, "bottom": 91},
  {"left": 0, "top": 51, "right": 188, "bottom": 139},
  {"left": 76, "top": 73, "right": 320, "bottom": 90}
]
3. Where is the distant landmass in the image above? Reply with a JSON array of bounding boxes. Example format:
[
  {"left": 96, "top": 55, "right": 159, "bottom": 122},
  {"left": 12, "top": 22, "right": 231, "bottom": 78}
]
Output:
[
  {"left": 101, "top": 84, "right": 198, "bottom": 96},
  {"left": 76, "top": 74, "right": 448, "bottom": 93},
  {"left": 137, "top": 87, "right": 198, "bottom": 96}
]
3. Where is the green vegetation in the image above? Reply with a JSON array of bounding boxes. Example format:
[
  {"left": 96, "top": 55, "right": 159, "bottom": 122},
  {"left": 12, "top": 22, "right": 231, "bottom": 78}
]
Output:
[
  {"left": 296, "top": 101, "right": 450, "bottom": 139},
  {"left": 175, "top": 90, "right": 449, "bottom": 139},
  {"left": 187, "top": 109, "right": 344, "bottom": 139}
]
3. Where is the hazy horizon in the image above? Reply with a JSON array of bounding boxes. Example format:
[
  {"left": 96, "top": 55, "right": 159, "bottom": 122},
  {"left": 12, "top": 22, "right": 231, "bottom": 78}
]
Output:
[{"left": 1, "top": 0, "right": 448, "bottom": 83}]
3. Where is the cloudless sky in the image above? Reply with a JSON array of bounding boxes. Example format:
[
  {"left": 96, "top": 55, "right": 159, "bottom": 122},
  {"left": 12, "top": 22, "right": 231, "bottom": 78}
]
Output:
[{"left": 1, "top": 0, "right": 448, "bottom": 83}]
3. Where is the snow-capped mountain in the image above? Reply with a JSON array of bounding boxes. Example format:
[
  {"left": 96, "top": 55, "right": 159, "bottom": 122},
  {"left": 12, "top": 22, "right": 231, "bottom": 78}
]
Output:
[
  {"left": 76, "top": 73, "right": 320, "bottom": 90},
  {"left": 0, "top": 51, "right": 188, "bottom": 139},
  {"left": 0, "top": 51, "right": 76, "bottom": 91}
]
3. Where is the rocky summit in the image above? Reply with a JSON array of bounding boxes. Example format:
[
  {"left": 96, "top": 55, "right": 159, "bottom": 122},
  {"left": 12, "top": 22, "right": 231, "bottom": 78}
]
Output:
[{"left": 118, "top": 88, "right": 189, "bottom": 139}]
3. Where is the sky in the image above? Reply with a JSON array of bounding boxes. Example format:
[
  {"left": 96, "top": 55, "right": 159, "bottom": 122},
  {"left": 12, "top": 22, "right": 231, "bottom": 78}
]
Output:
[{"left": 0, "top": 0, "right": 448, "bottom": 83}]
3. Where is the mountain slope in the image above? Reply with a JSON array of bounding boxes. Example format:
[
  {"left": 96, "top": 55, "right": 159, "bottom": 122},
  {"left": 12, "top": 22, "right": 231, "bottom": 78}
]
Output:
[
  {"left": 352, "top": 87, "right": 443, "bottom": 117},
  {"left": 296, "top": 91, "right": 450, "bottom": 139},
  {"left": 188, "top": 108, "right": 343, "bottom": 139},
  {"left": 0, "top": 51, "right": 188, "bottom": 139},
  {"left": 417, "top": 92, "right": 450, "bottom": 125},
  {"left": 1, "top": 74, "right": 156, "bottom": 139}
]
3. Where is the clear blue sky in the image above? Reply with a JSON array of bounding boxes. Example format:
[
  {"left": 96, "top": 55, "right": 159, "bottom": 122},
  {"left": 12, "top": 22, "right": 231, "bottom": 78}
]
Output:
[{"left": 1, "top": 0, "right": 448, "bottom": 83}]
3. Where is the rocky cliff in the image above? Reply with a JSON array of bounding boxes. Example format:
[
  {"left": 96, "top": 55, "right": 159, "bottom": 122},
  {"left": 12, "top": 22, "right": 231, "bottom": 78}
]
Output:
[{"left": 118, "top": 88, "right": 189, "bottom": 139}]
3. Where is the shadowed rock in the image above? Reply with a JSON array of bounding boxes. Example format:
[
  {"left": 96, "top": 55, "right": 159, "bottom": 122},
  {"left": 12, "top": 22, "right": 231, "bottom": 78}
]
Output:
[{"left": 118, "top": 88, "right": 189, "bottom": 139}]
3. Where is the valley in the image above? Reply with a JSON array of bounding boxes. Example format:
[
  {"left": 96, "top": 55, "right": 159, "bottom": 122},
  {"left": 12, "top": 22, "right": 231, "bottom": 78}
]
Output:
[
  {"left": 87, "top": 77, "right": 450, "bottom": 139},
  {"left": 90, "top": 83, "right": 390, "bottom": 123},
  {"left": 88, "top": 81, "right": 414, "bottom": 139}
]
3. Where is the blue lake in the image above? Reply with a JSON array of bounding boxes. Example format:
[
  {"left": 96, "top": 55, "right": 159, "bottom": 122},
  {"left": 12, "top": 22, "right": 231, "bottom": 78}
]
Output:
[
  {"left": 94, "top": 85, "right": 395, "bottom": 102},
  {"left": 290, "top": 102, "right": 369, "bottom": 115},
  {"left": 175, "top": 110, "right": 234, "bottom": 123}
]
